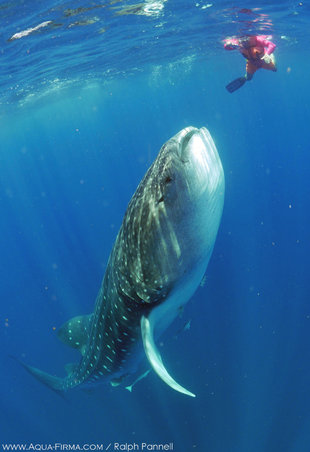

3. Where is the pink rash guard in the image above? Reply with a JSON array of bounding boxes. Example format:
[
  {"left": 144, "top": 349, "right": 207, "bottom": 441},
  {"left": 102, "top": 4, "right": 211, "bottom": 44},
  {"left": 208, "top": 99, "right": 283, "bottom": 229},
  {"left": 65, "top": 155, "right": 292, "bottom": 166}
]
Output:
[
  {"left": 224, "top": 35, "right": 276, "bottom": 56},
  {"left": 249, "top": 35, "right": 276, "bottom": 55}
]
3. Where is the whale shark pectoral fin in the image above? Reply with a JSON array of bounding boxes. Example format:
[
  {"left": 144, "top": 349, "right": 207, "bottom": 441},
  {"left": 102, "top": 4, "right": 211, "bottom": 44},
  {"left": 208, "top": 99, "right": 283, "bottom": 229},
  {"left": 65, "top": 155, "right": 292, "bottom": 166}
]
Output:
[
  {"left": 57, "top": 314, "right": 93, "bottom": 356},
  {"left": 141, "top": 315, "right": 196, "bottom": 398}
]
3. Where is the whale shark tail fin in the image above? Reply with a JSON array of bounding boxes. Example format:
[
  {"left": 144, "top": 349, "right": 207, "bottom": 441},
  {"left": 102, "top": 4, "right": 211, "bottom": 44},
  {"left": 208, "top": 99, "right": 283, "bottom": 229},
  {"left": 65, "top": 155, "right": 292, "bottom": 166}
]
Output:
[
  {"left": 226, "top": 76, "right": 246, "bottom": 93},
  {"left": 10, "top": 356, "right": 66, "bottom": 394}
]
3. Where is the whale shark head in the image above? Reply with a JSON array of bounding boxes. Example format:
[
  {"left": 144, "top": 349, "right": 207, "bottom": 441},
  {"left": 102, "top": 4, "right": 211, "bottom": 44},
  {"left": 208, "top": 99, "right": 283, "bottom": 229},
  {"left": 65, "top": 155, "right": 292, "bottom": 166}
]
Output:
[
  {"left": 153, "top": 126, "right": 225, "bottom": 276},
  {"left": 118, "top": 126, "right": 225, "bottom": 306}
]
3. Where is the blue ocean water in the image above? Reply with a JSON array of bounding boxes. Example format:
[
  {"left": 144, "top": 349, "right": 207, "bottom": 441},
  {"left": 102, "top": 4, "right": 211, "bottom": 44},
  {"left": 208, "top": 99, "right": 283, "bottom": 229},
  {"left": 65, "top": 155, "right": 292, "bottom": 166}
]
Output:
[{"left": 1, "top": 0, "right": 310, "bottom": 450}]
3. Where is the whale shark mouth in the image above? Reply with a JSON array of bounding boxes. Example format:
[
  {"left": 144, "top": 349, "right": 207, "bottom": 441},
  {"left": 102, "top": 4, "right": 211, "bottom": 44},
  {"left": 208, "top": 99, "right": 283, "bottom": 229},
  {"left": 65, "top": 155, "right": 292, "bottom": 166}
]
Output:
[
  {"left": 178, "top": 129, "right": 197, "bottom": 162},
  {"left": 176, "top": 127, "right": 213, "bottom": 168}
]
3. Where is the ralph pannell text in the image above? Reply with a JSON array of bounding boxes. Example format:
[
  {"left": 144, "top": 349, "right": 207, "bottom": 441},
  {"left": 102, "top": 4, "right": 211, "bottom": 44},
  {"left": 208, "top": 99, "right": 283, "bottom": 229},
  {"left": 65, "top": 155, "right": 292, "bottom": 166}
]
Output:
[{"left": 113, "top": 443, "right": 174, "bottom": 451}]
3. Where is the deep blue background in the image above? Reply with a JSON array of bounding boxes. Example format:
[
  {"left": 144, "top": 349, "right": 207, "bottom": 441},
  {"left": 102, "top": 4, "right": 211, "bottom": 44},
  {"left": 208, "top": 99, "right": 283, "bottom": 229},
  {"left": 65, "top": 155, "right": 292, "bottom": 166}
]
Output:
[{"left": 1, "top": 46, "right": 310, "bottom": 451}]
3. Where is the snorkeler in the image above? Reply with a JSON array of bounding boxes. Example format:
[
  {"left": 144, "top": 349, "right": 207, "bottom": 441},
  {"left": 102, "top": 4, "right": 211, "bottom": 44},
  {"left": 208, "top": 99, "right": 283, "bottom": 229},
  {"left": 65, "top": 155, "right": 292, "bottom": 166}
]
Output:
[{"left": 224, "top": 35, "right": 277, "bottom": 93}]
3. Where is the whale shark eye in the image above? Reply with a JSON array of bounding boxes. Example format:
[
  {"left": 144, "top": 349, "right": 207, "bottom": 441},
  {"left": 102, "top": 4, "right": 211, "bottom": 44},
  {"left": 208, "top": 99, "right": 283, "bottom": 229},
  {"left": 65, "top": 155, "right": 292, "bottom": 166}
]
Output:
[
  {"left": 165, "top": 176, "right": 173, "bottom": 184},
  {"left": 158, "top": 195, "right": 164, "bottom": 203}
]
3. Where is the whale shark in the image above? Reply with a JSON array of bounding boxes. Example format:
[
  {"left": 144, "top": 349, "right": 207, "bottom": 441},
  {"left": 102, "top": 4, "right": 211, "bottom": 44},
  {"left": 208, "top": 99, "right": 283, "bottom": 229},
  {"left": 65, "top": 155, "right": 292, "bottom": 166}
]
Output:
[{"left": 21, "top": 126, "right": 225, "bottom": 397}]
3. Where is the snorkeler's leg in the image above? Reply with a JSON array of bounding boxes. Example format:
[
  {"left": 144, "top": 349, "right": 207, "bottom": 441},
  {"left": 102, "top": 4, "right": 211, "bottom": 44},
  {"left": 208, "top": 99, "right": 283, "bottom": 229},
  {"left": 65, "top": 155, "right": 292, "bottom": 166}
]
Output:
[{"left": 245, "top": 60, "right": 257, "bottom": 80}]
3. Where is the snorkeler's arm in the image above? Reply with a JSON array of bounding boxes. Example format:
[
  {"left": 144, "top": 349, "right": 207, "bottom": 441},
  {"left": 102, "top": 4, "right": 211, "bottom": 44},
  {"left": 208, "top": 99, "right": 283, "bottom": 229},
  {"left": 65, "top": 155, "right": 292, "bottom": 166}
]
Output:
[
  {"left": 265, "top": 40, "right": 276, "bottom": 55},
  {"left": 256, "top": 36, "right": 276, "bottom": 55}
]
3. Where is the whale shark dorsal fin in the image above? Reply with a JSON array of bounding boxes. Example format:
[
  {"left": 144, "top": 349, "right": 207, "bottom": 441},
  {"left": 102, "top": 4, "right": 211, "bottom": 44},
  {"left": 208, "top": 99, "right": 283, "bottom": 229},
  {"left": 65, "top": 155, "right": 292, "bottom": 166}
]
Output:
[
  {"left": 141, "top": 315, "right": 196, "bottom": 398},
  {"left": 57, "top": 314, "right": 93, "bottom": 356}
]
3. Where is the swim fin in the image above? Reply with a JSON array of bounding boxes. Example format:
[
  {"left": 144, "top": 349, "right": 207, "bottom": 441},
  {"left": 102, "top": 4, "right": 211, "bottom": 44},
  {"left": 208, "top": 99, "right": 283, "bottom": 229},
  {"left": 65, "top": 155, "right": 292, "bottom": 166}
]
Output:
[{"left": 226, "top": 76, "right": 246, "bottom": 93}]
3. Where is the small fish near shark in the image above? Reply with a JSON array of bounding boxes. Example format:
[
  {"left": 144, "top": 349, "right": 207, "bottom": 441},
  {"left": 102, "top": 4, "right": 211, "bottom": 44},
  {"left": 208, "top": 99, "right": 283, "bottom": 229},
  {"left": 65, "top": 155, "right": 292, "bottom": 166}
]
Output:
[{"left": 20, "top": 126, "right": 225, "bottom": 398}]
